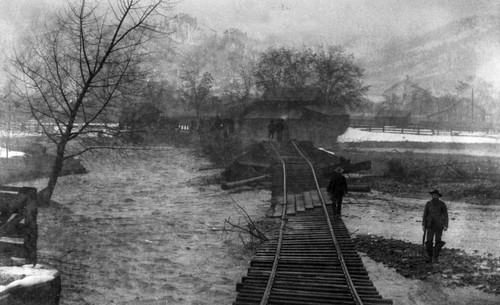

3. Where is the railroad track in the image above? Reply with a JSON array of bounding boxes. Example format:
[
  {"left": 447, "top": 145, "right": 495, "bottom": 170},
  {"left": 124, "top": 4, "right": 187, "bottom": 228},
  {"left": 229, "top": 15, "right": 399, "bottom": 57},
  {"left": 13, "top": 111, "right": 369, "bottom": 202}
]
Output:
[{"left": 233, "top": 141, "right": 392, "bottom": 305}]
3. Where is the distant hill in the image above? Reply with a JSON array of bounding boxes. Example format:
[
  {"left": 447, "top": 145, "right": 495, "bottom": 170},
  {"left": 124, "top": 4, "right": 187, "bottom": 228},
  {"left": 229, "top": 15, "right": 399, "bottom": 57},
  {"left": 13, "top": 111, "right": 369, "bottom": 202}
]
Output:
[{"left": 360, "top": 15, "right": 500, "bottom": 98}]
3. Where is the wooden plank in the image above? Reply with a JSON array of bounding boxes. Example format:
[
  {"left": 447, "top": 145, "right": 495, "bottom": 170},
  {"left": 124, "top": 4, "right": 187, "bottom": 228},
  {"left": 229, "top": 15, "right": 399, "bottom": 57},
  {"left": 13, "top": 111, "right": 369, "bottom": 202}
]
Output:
[
  {"left": 286, "top": 194, "right": 296, "bottom": 216},
  {"left": 275, "top": 196, "right": 285, "bottom": 205},
  {"left": 272, "top": 203, "right": 283, "bottom": 218},
  {"left": 311, "top": 191, "right": 321, "bottom": 207},
  {"left": 319, "top": 187, "right": 329, "bottom": 205},
  {"left": 295, "top": 194, "right": 305, "bottom": 212},
  {"left": 0, "top": 194, "right": 23, "bottom": 213},
  {"left": 321, "top": 190, "right": 332, "bottom": 205},
  {"left": 303, "top": 191, "right": 314, "bottom": 210},
  {"left": 0, "top": 239, "right": 25, "bottom": 258},
  {"left": 0, "top": 213, "right": 24, "bottom": 237}
]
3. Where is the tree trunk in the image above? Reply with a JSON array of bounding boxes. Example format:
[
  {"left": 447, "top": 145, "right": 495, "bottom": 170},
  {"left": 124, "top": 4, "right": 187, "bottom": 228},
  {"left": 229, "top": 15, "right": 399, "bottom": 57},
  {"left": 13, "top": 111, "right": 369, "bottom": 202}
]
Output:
[{"left": 37, "top": 141, "right": 67, "bottom": 206}]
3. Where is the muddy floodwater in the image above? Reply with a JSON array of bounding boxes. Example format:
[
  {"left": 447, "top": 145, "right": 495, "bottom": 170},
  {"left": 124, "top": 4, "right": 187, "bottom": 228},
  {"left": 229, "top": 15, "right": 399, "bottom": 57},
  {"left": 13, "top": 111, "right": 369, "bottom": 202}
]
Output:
[
  {"left": 9, "top": 146, "right": 500, "bottom": 305},
  {"left": 11, "top": 148, "right": 270, "bottom": 305}
]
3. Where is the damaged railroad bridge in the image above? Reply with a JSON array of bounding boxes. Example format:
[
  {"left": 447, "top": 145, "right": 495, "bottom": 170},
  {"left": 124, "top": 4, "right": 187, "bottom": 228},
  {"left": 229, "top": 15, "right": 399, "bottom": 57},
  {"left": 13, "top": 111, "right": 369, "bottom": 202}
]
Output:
[
  {"left": 221, "top": 140, "right": 391, "bottom": 305},
  {"left": 221, "top": 140, "right": 370, "bottom": 196}
]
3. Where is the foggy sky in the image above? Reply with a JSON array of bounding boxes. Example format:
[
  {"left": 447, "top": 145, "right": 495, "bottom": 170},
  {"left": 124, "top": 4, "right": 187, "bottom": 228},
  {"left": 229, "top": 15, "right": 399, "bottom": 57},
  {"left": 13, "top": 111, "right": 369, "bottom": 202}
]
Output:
[
  {"left": 175, "top": 0, "right": 500, "bottom": 46},
  {"left": 2, "top": 0, "right": 499, "bottom": 46},
  {"left": 1, "top": 0, "right": 500, "bottom": 84}
]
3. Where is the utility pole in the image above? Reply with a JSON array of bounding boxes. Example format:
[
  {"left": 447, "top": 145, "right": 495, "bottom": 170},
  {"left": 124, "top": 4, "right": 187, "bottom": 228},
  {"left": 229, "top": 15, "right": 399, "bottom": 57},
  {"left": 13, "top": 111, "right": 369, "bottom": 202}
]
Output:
[
  {"left": 5, "top": 95, "right": 12, "bottom": 159},
  {"left": 471, "top": 87, "right": 474, "bottom": 131},
  {"left": 6, "top": 96, "right": 10, "bottom": 159}
]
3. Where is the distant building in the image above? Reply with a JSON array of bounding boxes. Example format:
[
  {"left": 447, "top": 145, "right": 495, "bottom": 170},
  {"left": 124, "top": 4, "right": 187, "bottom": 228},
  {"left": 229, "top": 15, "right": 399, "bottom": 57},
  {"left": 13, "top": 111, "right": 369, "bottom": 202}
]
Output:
[
  {"left": 374, "top": 109, "right": 412, "bottom": 127},
  {"left": 382, "top": 76, "right": 489, "bottom": 130},
  {"left": 238, "top": 88, "right": 349, "bottom": 146},
  {"left": 382, "top": 75, "right": 433, "bottom": 120}
]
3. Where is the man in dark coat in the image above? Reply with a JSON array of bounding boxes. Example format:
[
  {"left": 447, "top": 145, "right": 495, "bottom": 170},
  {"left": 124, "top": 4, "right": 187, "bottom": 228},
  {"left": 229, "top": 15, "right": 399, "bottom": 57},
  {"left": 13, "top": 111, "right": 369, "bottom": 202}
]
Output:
[
  {"left": 422, "top": 189, "right": 449, "bottom": 263},
  {"left": 275, "top": 119, "right": 284, "bottom": 142},
  {"left": 327, "top": 167, "right": 348, "bottom": 216},
  {"left": 267, "top": 120, "right": 276, "bottom": 141}
]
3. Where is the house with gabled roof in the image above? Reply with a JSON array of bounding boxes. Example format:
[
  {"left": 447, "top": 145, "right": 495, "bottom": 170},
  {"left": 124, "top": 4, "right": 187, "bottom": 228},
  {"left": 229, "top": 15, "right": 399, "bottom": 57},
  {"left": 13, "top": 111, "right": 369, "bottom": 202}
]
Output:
[{"left": 382, "top": 75, "right": 433, "bottom": 120}]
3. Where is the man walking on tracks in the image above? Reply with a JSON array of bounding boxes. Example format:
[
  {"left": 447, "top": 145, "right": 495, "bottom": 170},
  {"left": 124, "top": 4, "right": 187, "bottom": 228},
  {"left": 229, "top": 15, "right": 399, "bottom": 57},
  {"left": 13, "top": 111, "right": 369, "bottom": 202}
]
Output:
[
  {"left": 422, "top": 189, "right": 449, "bottom": 263},
  {"left": 267, "top": 120, "right": 276, "bottom": 141},
  {"left": 275, "top": 119, "right": 284, "bottom": 142},
  {"left": 327, "top": 167, "right": 348, "bottom": 216}
]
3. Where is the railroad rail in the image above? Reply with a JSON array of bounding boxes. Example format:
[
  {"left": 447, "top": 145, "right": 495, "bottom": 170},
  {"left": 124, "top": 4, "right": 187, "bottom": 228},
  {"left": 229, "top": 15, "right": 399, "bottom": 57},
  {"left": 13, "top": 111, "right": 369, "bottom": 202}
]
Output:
[{"left": 233, "top": 141, "right": 392, "bottom": 305}]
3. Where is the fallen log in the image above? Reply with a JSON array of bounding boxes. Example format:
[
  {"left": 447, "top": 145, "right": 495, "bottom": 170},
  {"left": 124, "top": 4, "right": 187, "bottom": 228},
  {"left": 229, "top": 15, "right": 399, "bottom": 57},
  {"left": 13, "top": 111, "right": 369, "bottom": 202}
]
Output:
[{"left": 221, "top": 175, "right": 270, "bottom": 190}]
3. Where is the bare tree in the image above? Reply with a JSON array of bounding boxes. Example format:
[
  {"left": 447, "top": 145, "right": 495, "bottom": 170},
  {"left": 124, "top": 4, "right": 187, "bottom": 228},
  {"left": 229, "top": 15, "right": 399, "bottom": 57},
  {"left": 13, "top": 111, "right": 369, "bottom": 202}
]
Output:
[
  {"left": 10, "top": 0, "right": 173, "bottom": 204},
  {"left": 177, "top": 69, "right": 213, "bottom": 120},
  {"left": 255, "top": 45, "right": 368, "bottom": 109},
  {"left": 313, "top": 45, "right": 368, "bottom": 109},
  {"left": 255, "top": 47, "right": 315, "bottom": 90}
]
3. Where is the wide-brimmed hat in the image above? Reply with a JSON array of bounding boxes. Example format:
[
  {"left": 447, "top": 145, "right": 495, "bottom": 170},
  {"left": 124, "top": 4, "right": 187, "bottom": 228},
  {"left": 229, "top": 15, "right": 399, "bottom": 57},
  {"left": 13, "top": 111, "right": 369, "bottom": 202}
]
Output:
[{"left": 429, "top": 189, "right": 442, "bottom": 197}]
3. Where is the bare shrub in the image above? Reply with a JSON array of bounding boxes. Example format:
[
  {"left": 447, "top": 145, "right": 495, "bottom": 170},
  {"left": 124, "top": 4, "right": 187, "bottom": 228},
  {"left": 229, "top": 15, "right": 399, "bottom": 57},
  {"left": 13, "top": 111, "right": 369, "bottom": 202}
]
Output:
[
  {"left": 200, "top": 133, "right": 242, "bottom": 167},
  {"left": 222, "top": 199, "right": 275, "bottom": 250},
  {"left": 385, "top": 159, "right": 407, "bottom": 180}
]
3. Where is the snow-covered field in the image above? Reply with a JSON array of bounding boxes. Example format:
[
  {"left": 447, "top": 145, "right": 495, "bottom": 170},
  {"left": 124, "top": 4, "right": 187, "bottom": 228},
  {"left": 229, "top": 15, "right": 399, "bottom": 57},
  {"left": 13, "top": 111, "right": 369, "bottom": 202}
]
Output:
[
  {"left": 337, "top": 128, "right": 500, "bottom": 158},
  {"left": 0, "top": 147, "right": 24, "bottom": 158},
  {"left": 338, "top": 127, "right": 500, "bottom": 144}
]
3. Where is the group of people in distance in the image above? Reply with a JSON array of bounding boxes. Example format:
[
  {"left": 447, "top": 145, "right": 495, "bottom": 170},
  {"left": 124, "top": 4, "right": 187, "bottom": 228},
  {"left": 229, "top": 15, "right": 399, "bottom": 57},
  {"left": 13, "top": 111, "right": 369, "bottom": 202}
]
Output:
[
  {"left": 267, "top": 119, "right": 287, "bottom": 142},
  {"left": 327, "top": 168, "right": 448, "bottom": 264}
]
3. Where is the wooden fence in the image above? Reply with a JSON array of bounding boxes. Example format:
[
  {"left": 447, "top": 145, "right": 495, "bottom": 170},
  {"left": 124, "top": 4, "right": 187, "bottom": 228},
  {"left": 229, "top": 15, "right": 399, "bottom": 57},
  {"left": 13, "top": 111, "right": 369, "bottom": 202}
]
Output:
[
  {"left": 350, "top": 120, "right": 500, "bottom": 136},
  {"left": 0, "top": 186, "right": 38, "bottom": 266}
]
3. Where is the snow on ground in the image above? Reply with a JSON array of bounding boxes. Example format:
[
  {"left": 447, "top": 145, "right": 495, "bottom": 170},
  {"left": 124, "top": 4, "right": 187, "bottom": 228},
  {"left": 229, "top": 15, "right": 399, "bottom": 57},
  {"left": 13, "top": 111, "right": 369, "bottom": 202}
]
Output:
[
  {"left": 0, "top": 264, "right": 58, "bottom": 295},
  {"left": 0, "top": 131, "right": 33, "bottom": 138},
  {"left": 338, "top": 127, "right": 500, "bottom": 144},
  {"left": 0, "top": 147, "right": 24, "bottom": 158}
]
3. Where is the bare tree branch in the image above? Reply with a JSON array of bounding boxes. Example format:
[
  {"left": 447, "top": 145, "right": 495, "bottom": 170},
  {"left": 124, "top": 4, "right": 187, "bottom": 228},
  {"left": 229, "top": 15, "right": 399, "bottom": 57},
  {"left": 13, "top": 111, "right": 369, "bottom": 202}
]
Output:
[{"left": 9, "top": 0, "right": 174, "bottom": 204}]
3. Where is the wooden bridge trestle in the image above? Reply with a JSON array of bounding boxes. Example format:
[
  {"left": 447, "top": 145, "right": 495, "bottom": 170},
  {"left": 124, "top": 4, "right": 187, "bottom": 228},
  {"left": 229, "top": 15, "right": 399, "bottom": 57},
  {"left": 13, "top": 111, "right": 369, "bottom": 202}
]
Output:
[{"left": 232, "top": 141, "right": 392, "bottom": 305}]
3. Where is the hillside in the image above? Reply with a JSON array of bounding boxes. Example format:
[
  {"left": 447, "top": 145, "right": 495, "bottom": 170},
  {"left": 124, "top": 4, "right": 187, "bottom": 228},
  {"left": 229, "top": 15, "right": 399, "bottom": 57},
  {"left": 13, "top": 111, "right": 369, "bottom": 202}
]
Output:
[{"left": 361, "top": 15, "right": 500, "bottom": 97}]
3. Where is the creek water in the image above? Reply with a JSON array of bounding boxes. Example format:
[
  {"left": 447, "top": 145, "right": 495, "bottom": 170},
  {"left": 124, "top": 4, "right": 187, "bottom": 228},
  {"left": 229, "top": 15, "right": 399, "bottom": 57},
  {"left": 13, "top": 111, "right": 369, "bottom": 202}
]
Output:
[{"left": 9, "top": 147, "right": 270, "bottom": 305}]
